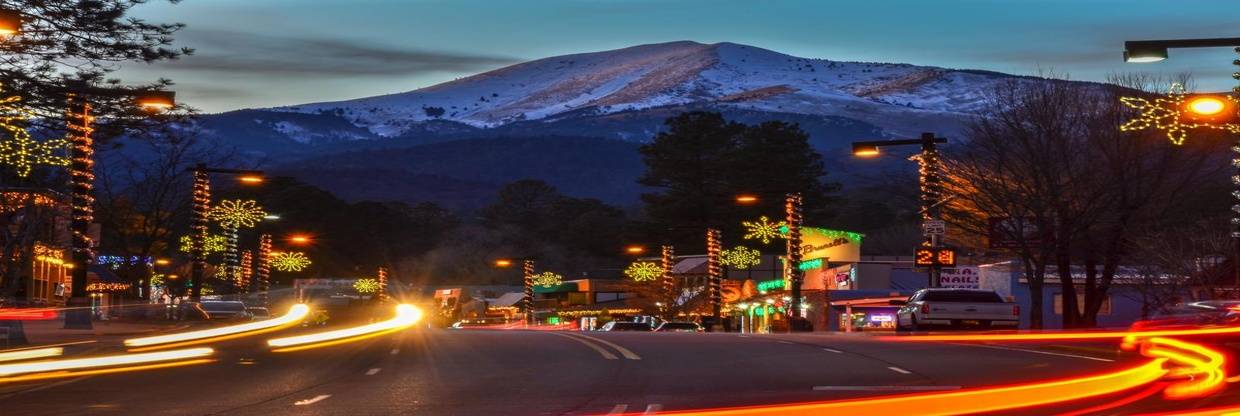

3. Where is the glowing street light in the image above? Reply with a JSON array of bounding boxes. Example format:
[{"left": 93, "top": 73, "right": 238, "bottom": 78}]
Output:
[
  {"left": 735, "top": 194, "right": 759, "bottom": 204},
  {"left": 851, "top": 143, "right": 881, "bottom": 157},
  {"left": 287, "top": 234, "right": 312, "bottom": 245},
  {"left": 494, "top": 259, "right": 514, "bottom": 267},
  {"left": 624, "top": 245, "right": 646, "bottom": 255},
  {"left": 135, "top": 90, "right": 176, "bottom": 112}
]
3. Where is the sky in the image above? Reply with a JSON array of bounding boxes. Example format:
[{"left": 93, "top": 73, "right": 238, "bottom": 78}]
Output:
[{"left": 117, "top": 0, "right": 1240, "bottom": 113}]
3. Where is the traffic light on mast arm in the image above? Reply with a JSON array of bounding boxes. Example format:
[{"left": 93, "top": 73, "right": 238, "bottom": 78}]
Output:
[{"left": 1181, "top": 94, "right": 1237, "bottom": 124}]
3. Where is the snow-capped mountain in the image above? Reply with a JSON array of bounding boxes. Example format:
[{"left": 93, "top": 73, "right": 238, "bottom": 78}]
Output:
[{"left": 268, "top": 41, "right": 1027, "bottom": 142}]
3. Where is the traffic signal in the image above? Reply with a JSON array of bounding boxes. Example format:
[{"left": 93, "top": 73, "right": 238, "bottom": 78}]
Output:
[{"left": 1181, "top": 94, "right": 1236, "bottom": 124}]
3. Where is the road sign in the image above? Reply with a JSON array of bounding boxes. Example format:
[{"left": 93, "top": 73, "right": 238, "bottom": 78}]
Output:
[{"left": 922, "top": 220, "right": 946, "bottom": 236}]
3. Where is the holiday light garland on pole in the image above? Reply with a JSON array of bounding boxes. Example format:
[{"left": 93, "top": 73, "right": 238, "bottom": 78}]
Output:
[
  {"left": 209, "top": 199, "right": 265, "bottom": 293},
  {"left": 376, "top": 266, "right": 389, "bottom": 302},
  {"left": 256, "top": 234, "right": 272, "bottom": 307},
  {"left": 661, "top": 245, "right": 675, "bottom": 318},
  {"left": 522, "top": 260, "right": 535, "bottom": 325},
  {"left": 706, "top": 228, "right": 723, "bottom": 319},
  {"left": 785, "top": 192, "right": 805, "bottom": 320},
  {"left": 64, "top": 94, "right": 96, "bottom": 328},
  {"left": 0, "top": 85, "right": 68, "bottom": 177},
  {"left": 238, "top": 250, "right": 253, "bottom": 294},
  {"left": 189, "top": 167, "right": 210, "bottom": 300}
]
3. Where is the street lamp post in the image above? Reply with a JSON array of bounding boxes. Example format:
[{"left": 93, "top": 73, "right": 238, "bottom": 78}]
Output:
[
  {"left": 187, "top": 164, "right": 263, "bottom": 301},
  {"left": 852, "top": 133, "right": 949, "bottom": 288},
  {"left": 1122, "top": 37, "right": 1240, "bottom": 292},
  {"left": 63, "top": 87, "right": 175, "bottom": 329}
]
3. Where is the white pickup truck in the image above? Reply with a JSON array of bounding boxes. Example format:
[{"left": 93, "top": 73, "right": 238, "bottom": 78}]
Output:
[{"left": 893, "top": 288, "right": 1019, "bottom": 332}]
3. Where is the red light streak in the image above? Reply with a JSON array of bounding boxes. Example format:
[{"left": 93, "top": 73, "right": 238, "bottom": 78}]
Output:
[
  {"left": 615, "top": 360, "right": 1168, "bottom": 416},
  {"left": 876, "top": 324, "right": 1240, "bottom": 343},
  {"left": 0, "top": 308, "right": 57, "bottom": 320}
]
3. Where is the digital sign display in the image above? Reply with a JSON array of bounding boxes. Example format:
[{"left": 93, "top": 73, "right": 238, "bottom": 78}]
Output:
[{"left": 914, "top": 247, "right": 957, "bottom": 267}]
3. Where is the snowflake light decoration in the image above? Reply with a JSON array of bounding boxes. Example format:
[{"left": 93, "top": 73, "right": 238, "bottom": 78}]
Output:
[
  {"left": 353, "top": 278, "right": 381, "bottom": 294},
  {"left": 532, "top": 271, "right": 563, "bottom": 288},
  {"left": 0, "top": 85, "right": 68, "bottom": 177},
  {"left": 271, "top": 251, "right": 311, "bottom": 272},
  {"left": 1120, "top": 83, "right": 1240, "bottom": 145},
  {"left": 742, "top": 216, "right": 786, "bottom": 244},
  {"left": 179, "top": 235, "right": 228, "bottom": 254},
  {"left": 720, "top": 246, "right": 761, "bottom": 269},
  {"left": 624, "top": 261, "right": 661, "bottom": 282},
  {"left": 209, "top": 199, "right": 266, "bottom": 229}
]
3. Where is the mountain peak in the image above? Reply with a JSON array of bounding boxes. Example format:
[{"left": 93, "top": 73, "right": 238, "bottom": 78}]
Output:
[{"left": 275, "top": 41, "right": 1035, "bottom": 139}]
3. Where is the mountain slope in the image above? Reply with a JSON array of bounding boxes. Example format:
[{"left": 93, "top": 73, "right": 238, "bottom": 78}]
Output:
[{"left": 271, "top": 41, "right": 1024, "bottom": 142}]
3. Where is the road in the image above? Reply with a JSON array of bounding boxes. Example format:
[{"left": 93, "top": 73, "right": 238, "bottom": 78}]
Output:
[{"left": 0, "top": 325, "right": 1236, "bottom": 415}]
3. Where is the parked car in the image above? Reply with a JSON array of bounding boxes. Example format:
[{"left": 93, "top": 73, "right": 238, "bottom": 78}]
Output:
[
  {"left": 599, "top": 321, "right": 652, "bottom": 332},
  {"left": 1128, "top": 301, "right": 1240, "bottom": 339},
  {"left": 654, "top": 321, "right": 703, "bottom": 332},
  {"left": 247, "top": 307, "right": 271, "bottom": 320},
  {"left": 174, "top": 302, "right": 211, "bottom": 321},
  {"left": 893, "top": 288, "right": 1019, "bottom": 332},
  {"left": 200, "top": 301, "right": 252, "bottom": 320}
]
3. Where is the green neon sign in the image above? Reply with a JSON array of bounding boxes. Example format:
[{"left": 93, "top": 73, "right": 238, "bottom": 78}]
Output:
[
  {"left": 798, "top": 258, "right": 823, "bottom": 271},
  {"left": 757, "top": 279, "right": 785, "bottom": 292}
]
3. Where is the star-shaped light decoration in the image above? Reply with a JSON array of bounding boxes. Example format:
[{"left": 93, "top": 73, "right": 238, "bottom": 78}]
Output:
[
  {"left": 353, "top": 278, "right": 381, "bottom": 294},
  {"left": 533, "top": 271, "right": 563, "bottom": 288},
  {"left": 720, "top": 246, "right": 762, "bottom": 269},
  {"left": 742, "top": 216, "right": 787, "bottom": 244},
  {"left": 624, "top": 261, "right": 661, "bottom": 282},
  {"left": 271, "top": 251, "right": 311, "bottom": 272},
  {"left": 0, "top": 85, "right": 69, "bottom": 177},
  {"left": 1120, "top": 83, "right": 1240, "bottom": 145},
  {"left": 179, "top": 235, "right": 228, "bottom": 254},
  {"left": 209, "top": 199, "right": 266, "bottom": 229}
]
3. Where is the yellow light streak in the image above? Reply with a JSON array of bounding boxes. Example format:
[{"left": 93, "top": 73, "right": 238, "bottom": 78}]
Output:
[
  {"left": 0, "top": 347, "right": 213, "bottom": 378},
  {"left": 125, "top": 304, "right": 310, "bottom": 350},
  {"left": 0, "top": 359, "right": 213, "bottom": 384},
  {"left": 0, "top": 347, "right": 62, "bottom": 363},
  {"left": 268, "top": 304, "right": 422, "bottom": 352}
]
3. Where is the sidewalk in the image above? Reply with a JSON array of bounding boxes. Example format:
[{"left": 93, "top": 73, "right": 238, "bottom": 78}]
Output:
[{"left": 13, "top": 319, "right": 190, "bottom": 347}]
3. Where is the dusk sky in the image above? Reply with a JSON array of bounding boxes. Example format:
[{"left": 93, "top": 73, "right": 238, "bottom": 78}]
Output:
[{"left": 119, "top": 0, "right": 1240, "bottom": 113}]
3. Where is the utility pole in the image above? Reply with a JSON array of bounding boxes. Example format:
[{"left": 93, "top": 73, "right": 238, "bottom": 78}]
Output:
[
  {"left": 660, "top": 245, "right": 675, "bottom": 319},
  {"left": 706, "top": 228, "right": 722, "bottom": 321},
  {"left": 919, "top": 133, "right": 945, "bottom": 288},
  {"left": 785, "top": 192, "right": 805, "bottom": 323},
  {"left": 522, "top": 259, "right": 535, "bottom": 325}
]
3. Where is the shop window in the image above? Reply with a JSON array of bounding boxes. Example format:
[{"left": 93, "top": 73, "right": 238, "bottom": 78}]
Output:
[{"left": 1053, "top": 293, "right": 1111, "bottom": 315}]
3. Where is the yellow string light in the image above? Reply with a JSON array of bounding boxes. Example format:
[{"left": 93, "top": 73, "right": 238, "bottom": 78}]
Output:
[
  {"left": 209, "top": 199, "right": 266, "bottom": 229},
  {"left": 1120, "top": 83, "right": 1240, "bottom": 145},
  {"left": 721, "top": 246, "right": 762, "bottom": 269},
  {"left": 270, "top": 251, "right": 311, "bottom": 272},
  {"left": 0, "top": 84, "right": 69, "bottom": 177},
  {"left": 532, "top": 271, "right": 563, "bottom": 288},
  {"left": 742, "top": 215, "right": 786, "bottom": 244},
  {"left": 179, "top": 235, "right": 227, "bottom": 254},
  {"left": 624, "top": 261, "right": 661, "bottom": 282},
  {"left": 353, "top": 278, "right": 381, "bottom": 294}
]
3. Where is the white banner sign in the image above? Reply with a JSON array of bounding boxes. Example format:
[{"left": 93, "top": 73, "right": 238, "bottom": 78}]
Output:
[{"left": 939, "top": 266, "right": 980, "bottom": 289}]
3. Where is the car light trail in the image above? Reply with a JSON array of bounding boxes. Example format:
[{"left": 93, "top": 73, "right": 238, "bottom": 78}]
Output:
[
  {"left": 0, "top": 347, "right": 213, "bottom": 378},
  {"left": 876, "top": 324, "right": 1240, "bottom": 342},
  {"left": 0, "top": 359, "right": 214, "bottom": 384},
  {"left": 627, "top": 359, "right": 1168, "bottom": 416},
  {"left": 1142, "top": 337, "right": 1226, "bottom": 399},
  {"left": 0, "top": 308, "right": 58, "bottom": 320},
  {"left": 0, "top": 347, "right": 62, "bottom": 363},
  {"left": 267, "top": 304, "right": 422, "bottom": 352},
  {"left": 125, "top": 304, "right": 310, "bottom": 350}
]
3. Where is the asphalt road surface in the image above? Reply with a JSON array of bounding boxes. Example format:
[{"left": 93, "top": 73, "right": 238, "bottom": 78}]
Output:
[{"left": 1, "top": 326, "right": 1236, "bottom": 415}]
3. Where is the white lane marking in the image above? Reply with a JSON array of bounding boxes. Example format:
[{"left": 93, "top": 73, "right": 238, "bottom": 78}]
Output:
[
  {"left": 776, "top": 340, "right": 795, "bottom": 345},
  {"left": 813, "top": 385, "right": 960, "bottom": 391},
  {"left": 738, "top": 335, "right": 750, "bottom": 338},
  {"left": 365, "top": 368, "right": 381, "bottom": 376},
  {"left": 574, "top": 334, "right": 642, "bottom": 360},
  {"left": 822, "top": 348, "right": 843, "bottom": 353},
  {"left": 887, "top": 366, "right": 913, "bottom": 375},
  {"left": 607, "top": 404, "right": 628, "bottom": 414},
  {"left": 965, "top": 343, "right": 1115, "bottom": 362},
  {"left": 294, "top": 394, "right": 331, "bottom": 406},
  {"left": 644, "top": 404, "right": 663, "bottom": 414},
  {"left": 550, "top": 332, "right": 617, "bottom": 360},
  {"left": 389, "top": 348, "right": 399, "bottom": 355}
]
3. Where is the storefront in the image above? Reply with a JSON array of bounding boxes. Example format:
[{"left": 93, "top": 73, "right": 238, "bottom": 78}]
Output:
[{"left": 828, "top": 293, "right": 908, "bottom": 332}]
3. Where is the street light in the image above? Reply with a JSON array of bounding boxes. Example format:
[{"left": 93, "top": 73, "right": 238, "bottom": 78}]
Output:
[
  {"left": 624, "top": 245, "right": 646, "bottom": 255},
  {"left": 493, "top": 257, "right": 536, "bottom": 324},
  {"left": 852, "top": 133, "right": 949, "bottom": 288},
  {"left": 1123, "top": 36, "right": 1240, "bottom": 290},
  {"left": 287, "top": 234, "right": 312, "bottom": 245},
  {"left": 63, "top": 86, "right": 176, "bottom": 329},
  {"left": 186, "top": 165, "right": 264, "bottom": 301}
]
